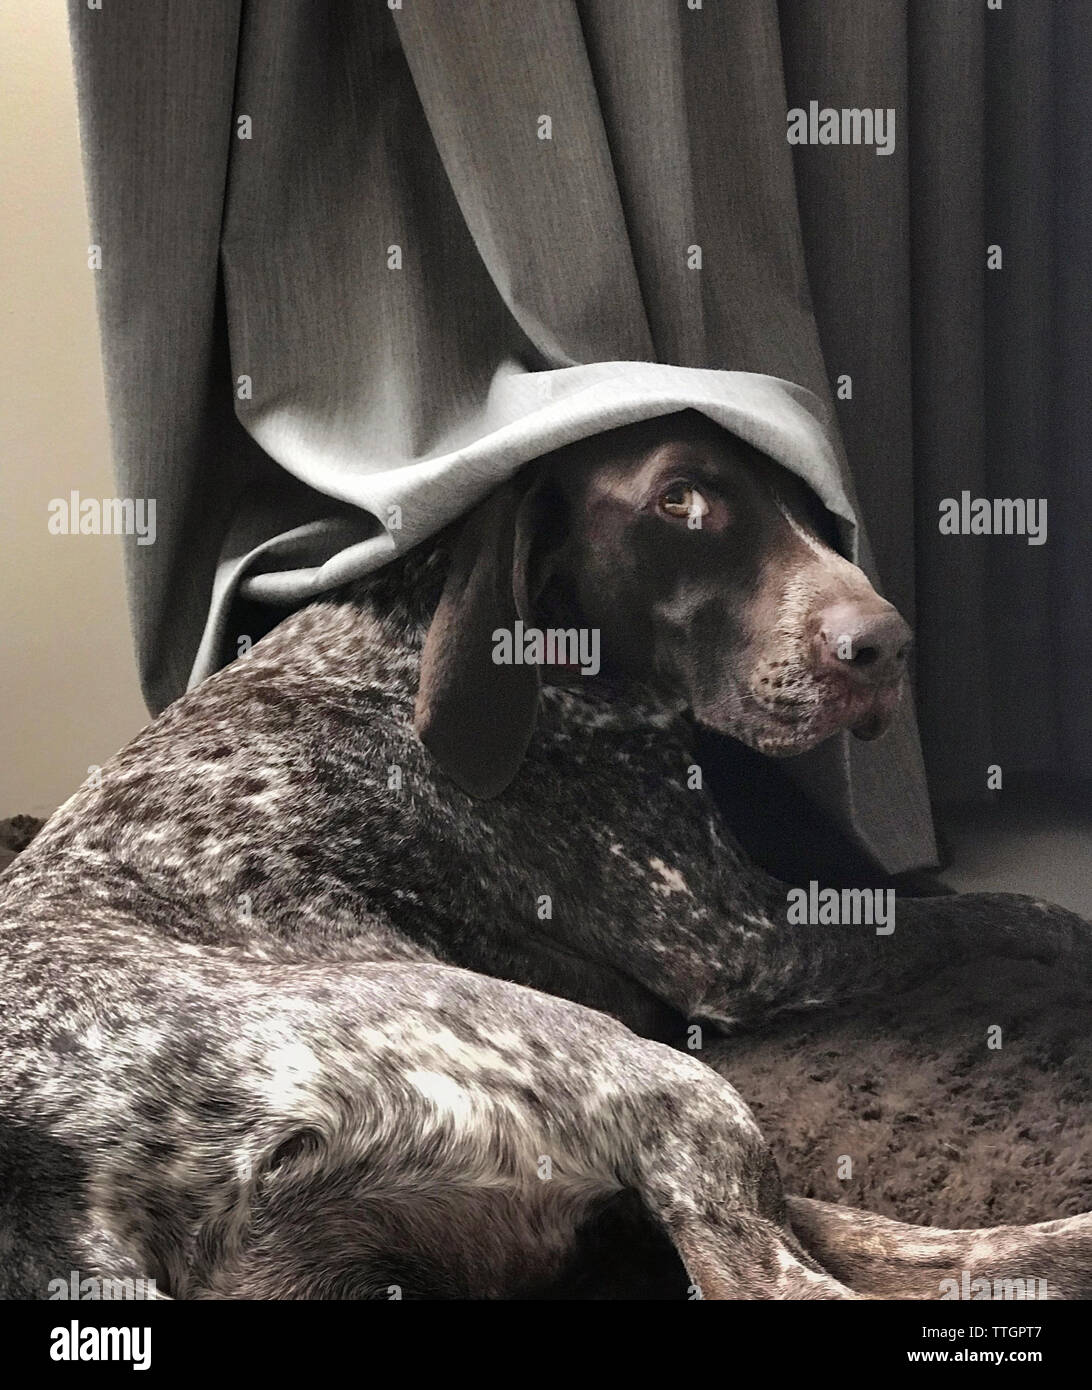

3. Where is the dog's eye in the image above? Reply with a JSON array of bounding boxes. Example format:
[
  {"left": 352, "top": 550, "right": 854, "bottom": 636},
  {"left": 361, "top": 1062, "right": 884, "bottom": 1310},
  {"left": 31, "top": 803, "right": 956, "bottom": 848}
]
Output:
[{"left": 658, "top": 483, "right": 709, "bottom": 521}]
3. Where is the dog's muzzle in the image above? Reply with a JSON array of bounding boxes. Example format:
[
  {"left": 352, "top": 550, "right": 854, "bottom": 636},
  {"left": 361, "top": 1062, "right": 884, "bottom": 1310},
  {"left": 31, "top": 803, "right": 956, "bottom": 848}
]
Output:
[{"left": 813, "top": 598, "right": 912, "bottom": 740}]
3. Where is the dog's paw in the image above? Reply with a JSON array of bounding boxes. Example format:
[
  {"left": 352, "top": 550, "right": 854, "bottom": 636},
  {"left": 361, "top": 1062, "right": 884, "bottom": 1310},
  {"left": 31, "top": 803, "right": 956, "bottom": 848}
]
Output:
[{"left": 984, "top": 894, "right": 1092, "bottom": 970}]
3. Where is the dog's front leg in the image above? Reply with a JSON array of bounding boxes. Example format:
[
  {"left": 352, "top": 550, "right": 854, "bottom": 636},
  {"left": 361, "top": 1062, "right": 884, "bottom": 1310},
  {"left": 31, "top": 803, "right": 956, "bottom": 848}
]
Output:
[
  {"left": 600, "top": 878, "right": 1092, "bottom": 1031},
  {"left": 740, "top": 889, "right": 1092, "bottom": 1022}
]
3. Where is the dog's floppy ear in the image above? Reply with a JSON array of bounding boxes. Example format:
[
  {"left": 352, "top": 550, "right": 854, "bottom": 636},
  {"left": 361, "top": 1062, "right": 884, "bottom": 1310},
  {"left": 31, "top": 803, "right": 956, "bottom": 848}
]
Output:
[{"left": 415, "top": 472, "right": 554, "bottom": 798}]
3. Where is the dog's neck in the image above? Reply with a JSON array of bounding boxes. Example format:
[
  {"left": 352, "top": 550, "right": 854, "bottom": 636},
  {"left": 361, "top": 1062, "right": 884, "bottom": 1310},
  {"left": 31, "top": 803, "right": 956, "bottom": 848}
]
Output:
[{"left": 332, "top": 532, "right": 687, "bottom": 735}]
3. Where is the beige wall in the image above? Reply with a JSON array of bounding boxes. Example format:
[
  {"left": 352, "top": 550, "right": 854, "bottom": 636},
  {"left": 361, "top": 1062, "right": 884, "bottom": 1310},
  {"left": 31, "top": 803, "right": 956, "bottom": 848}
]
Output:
[{"left": 1, "top": 1, "right": 148, "bottom": 818}]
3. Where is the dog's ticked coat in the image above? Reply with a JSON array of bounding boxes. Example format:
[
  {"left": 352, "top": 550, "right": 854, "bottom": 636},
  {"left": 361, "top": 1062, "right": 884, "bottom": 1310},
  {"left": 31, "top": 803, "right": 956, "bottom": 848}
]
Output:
[{"left": 2, "top": 413, "right": 1090, "bottom": 1299}]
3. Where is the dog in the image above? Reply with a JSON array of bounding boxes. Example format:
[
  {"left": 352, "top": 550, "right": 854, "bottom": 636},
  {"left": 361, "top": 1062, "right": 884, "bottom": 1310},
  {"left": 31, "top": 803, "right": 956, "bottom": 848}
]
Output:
[{"left": 2, "top": 410, "right": 1090, "bottom": 1299}]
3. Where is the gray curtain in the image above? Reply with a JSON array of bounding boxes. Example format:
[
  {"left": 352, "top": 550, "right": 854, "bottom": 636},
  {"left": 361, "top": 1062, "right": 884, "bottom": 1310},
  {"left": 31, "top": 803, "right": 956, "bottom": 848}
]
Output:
[
  {"left": 69, "top": 1, "right": 1086, "bottom": 874},
  {"left": 779, "top": 0, "right": 1092, "bottom": 801}
]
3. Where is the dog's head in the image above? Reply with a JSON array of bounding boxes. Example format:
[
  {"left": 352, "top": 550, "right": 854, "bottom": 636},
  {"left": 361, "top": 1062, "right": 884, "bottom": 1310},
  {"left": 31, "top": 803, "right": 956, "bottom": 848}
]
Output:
[{"left": 415, "top": 411, "right": 911, "bottom": 797}]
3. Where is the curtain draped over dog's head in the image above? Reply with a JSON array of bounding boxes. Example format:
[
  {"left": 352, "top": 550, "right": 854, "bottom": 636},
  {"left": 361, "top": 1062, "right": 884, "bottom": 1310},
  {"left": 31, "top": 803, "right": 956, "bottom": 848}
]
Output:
[{"left": 67, "top": 0, "right": 981, "bottom": 873}]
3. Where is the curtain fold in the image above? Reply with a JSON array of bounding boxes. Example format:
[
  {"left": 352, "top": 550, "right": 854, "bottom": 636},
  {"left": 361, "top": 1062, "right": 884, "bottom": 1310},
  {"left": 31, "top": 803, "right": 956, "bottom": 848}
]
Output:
[
  {"left": 907, "top": 0, "right": 993, "bottom": 794},
  {"left": 69, "top": 0, "right": 1088, "bottom": 874}
]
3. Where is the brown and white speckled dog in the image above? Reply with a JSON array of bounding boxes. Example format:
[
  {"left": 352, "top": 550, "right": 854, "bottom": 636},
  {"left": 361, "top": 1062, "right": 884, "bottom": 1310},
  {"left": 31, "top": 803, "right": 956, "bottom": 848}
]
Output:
[{"left": 2, "top": 412, "right": 1091, "bottom": 1300}]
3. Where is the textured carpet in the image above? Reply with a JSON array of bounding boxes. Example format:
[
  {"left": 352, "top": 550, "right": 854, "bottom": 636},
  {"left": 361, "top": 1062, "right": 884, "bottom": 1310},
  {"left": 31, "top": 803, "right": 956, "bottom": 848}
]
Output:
[{"left": 706, "top": 953, "right": 1092, "bottom": 1228}]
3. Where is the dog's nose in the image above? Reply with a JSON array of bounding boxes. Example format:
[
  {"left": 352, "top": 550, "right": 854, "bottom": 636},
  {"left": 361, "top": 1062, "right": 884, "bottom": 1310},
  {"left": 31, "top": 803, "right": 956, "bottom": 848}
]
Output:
[{"left": 815, "top": 601, "right": 912, "bottom": 687}]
